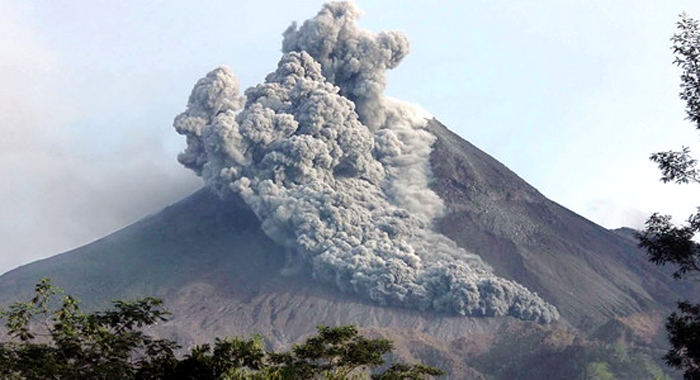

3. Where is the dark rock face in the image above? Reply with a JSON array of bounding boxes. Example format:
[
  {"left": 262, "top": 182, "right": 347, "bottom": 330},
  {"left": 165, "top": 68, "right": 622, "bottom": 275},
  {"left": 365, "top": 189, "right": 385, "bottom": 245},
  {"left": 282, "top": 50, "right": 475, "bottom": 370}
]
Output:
[
  {"left": 427, "top": 119, "right": 681, "bottom": 328},
  {"left": 0, "top": 119, "right": 688, "bottom": 377},
  {"left": 0, "top": 189, "right": 281, "bottom": 309}
]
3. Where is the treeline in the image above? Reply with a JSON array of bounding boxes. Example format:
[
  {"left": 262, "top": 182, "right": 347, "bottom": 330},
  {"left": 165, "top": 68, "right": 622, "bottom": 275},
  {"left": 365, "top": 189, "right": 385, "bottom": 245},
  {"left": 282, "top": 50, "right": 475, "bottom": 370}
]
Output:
[{"left": 0, "top": 279, "right": 444, "bottom": 379}]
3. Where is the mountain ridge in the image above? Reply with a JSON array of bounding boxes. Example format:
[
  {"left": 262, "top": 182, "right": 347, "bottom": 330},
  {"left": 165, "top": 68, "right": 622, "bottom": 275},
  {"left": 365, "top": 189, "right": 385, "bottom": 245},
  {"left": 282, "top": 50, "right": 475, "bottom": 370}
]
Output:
[
  {"left": 0, "top": 119, "right": 685, "bottom": 329},
  {"left": 431, "top": 120, "right": 682, "bottom": 326},
  {"left": 0, "top": 118, "right": 685, "bottom": 378}
]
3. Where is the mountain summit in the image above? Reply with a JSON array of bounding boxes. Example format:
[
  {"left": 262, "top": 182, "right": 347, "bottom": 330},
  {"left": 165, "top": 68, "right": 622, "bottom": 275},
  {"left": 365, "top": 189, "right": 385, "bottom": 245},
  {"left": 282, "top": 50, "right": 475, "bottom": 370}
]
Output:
[
  {"left": 0, "top": 117, "right": 683, "bottom": 328},
  {"left": 172, "top": 1, "right": 557, "bottom": 323},
  {"left": 0, "top": 2, "right": 690, "bottom": 377}
]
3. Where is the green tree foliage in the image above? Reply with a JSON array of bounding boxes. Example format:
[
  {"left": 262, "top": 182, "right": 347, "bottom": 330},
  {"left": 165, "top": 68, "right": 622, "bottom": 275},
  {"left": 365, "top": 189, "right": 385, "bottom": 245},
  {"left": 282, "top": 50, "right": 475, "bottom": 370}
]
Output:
[
  {"left": 0, "top": 278, "right": 178, "bottom": 379},
  {"left": 0, "top": 279, "right": 444, "bottom": 379},
  {"left": 664, "top": 302, "right": 700, "bottom": 379},
  {"left": 267, "top": 325, "right": 393, "bottom": 378},
  {"left": 264, "top": 325, "right": 444, "bottom": 379},
  {"left": 638, "top": 12, "right": 700, "bottom": 380},
  {"left": 373, "top": 364, "right": 446, "bottom": 380}
]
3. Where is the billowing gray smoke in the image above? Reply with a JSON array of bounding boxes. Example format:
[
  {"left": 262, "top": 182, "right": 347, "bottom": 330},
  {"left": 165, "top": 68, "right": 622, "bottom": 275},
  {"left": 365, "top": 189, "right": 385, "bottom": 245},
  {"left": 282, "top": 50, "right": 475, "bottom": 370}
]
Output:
[
  {"left": 174, "top": 2, "right": 559, "bottom": 323},
  {"left": 282, "top": 2, "right": 407, "bottom": 131}
]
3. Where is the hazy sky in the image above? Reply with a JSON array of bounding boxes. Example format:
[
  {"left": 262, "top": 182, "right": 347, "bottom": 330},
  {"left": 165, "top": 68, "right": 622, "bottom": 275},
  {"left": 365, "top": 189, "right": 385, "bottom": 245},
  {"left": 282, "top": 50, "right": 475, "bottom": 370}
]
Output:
[{"left": 1, "top": 0, "right": 700, "bottom": 275}]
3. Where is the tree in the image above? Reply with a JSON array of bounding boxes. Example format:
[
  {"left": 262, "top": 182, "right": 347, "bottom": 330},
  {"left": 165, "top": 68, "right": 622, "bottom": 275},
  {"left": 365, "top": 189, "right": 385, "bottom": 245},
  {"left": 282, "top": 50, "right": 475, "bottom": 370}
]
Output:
[
  {"left": 267, "top": 325, "right": 394, "bottom": 378},
  {"left": 0, "top": 278, "right": 178, "bottom": 379},
  {"left": 637, "top": 12, "right": 700, "bottom": 380},
  {"left": 266, "top": 325, "right": 444, "bottom": 379},
  {"left": 0, "top": 278, "right": 444, "bottom": 379}
]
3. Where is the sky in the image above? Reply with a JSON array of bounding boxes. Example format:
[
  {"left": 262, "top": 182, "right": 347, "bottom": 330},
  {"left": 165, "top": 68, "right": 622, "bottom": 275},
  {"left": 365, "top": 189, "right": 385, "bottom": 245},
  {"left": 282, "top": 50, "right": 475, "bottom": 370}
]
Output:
[{"left": 1, "top": 0, "right": 700, "bottom": 276}]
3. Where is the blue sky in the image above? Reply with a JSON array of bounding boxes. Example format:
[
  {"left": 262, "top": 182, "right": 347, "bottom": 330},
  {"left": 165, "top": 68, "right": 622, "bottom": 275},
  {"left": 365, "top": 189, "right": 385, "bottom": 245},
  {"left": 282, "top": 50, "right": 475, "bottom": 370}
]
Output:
[{"left": 1, "top": 0, "right": 700, "bottom": 275}]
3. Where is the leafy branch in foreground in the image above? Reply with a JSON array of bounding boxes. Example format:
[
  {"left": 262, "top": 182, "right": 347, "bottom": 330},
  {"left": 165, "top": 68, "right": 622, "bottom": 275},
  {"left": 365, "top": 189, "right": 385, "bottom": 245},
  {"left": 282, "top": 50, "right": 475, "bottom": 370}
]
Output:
[
  {"left": 0, "top": 278, "right": 176, "bottom": 379},
  {"left": 639, "top": 12, "right": 700, "bottom": 380},
  {"left": 0, "top": 278, "right": 444, "bottom": 379}
]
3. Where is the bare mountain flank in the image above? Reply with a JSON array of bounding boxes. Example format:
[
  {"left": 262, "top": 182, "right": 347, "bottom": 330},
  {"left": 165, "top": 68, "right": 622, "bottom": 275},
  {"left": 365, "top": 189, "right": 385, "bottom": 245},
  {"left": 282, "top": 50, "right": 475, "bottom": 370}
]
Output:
[{"left": 0, "top": 120, "right": 686, "bottom": 379}]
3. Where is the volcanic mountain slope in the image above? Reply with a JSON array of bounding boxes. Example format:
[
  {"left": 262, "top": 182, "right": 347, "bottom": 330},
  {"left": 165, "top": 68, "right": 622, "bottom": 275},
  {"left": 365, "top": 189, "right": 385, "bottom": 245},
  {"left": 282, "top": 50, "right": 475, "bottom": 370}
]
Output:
[
  {"left": 0, "top": 119, "right": 685, "bottom": 378},
  {"left": 0, "top": 1, "right": 690, "bottom": 376},
  {"left": 0, "top": 119, "right": 684, "bottom": 334},
  {"left": 428, "top": 120, "right": 683, "bottom": 329}
]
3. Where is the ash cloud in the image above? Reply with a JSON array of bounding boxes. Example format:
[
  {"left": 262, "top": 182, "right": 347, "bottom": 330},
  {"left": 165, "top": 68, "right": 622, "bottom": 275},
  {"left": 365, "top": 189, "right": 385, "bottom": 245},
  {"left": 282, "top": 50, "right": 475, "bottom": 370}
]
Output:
[
  {"left": 174, "top": 2, "right": 559, "bottom": 323},
  {"left": 281, "top": 2, "right": 408, "bottom": 131}
]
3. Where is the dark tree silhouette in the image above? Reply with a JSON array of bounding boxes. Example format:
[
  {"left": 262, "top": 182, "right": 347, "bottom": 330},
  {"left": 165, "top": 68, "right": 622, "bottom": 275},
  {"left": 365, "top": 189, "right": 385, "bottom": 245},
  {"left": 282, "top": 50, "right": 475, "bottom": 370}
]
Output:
[{"left": 638, "top": 12, "right": 700, "bottom": 380}]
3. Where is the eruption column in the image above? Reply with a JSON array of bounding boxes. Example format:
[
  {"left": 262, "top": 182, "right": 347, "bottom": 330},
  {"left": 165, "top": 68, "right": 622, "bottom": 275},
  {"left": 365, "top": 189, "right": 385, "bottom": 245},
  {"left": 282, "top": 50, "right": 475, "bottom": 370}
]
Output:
[{"left": 174, "top": 2, "right": 559, "bottom": 323}]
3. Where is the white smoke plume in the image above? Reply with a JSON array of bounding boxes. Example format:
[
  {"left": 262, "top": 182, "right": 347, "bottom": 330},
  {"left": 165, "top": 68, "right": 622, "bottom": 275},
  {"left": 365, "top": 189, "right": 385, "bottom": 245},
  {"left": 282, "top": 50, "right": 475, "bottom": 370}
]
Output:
[{"left": 174, "top": 2, "right": 559, "bottom": 323}]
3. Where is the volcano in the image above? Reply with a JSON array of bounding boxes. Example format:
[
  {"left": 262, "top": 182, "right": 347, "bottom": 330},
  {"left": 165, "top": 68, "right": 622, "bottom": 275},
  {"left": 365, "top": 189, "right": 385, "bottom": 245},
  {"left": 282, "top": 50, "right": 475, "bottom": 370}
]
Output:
[
  {"left": 0, "top": 120, "right": 686, "bottom": 375},
  {"left": 0, "top": 2, "right": 690, "bottom": 378}
]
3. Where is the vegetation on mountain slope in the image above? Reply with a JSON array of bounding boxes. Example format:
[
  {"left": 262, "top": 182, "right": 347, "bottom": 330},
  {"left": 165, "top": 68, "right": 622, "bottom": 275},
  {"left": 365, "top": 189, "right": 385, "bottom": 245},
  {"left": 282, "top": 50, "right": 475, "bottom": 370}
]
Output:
[
  {"left": 465, "top": 323, "right": 669, "bottom": 380},
  {"left": 0, "top": 279, "right": 444, "bottom": 379},
  {"left": 0, "top": 278, "right": 676, "bottom": 379}
]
